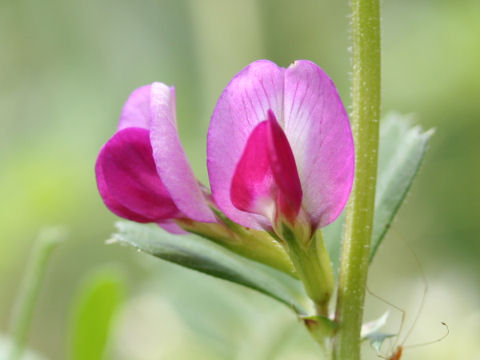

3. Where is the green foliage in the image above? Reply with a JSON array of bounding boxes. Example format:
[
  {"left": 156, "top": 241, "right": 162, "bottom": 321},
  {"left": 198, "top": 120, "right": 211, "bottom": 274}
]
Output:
[
  {"left": 370, "top": 113, "right": 434, "bottom": 259},
  {"left": 113, "top": 222, "right": 308, "bottom": 315},
  {"left": 323, "top": 113, "right": 433, "bottom": 276},
  {"left": 68, "top": 267, "right": 126, "bottom": 360},
  {"left": 9, "top": 227, "right": 65, "bottom": 360}
]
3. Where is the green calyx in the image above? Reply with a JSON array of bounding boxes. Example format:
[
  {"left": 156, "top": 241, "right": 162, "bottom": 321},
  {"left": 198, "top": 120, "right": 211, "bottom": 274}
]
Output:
[
  {"left": 176, "top": 209, "right": 297, "bottom": 277},
  {"left": 278, "top": 222, "right": 335, "bottom": 317}
]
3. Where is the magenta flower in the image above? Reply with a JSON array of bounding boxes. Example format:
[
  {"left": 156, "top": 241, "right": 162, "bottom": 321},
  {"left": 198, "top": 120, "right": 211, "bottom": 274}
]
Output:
[
  {"left": 207, "top": 60, "right": 354, "bottom": 234},
  {"left": 95, "top": 83, "right": 215, "bottom": 233},
  {"left": 96, "top": 59, "right": 353, "bottom": 243},
  {"left": 95, "top": 59, "right": 355, "bottom": 317}
]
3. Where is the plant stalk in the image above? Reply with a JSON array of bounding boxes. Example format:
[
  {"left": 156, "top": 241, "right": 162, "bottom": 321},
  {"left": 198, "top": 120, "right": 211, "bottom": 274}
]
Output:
[{"left": 333, "top": 0, "right": 381, "bottom": 358}]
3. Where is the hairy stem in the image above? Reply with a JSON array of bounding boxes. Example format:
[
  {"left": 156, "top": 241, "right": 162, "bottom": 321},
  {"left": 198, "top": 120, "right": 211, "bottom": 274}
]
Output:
[{"left": 333, "top": 0, "right": 381, "bottom": 359}]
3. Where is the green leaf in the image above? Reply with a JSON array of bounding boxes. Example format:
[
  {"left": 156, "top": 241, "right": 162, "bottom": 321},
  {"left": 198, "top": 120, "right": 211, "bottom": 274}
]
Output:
[
  {"left": 68, "top": 266, "right": 126, "bottom": 360},
  {"left": 9, "top": 227, "right": 65, "bottom": 360},
  {"left": 113, "top": 221, "right": 308, "bottom": 314},
  {"left": 323, "top": 113, "right": 433, "bottom": 274},
  {"left": 370, "top": 113, "right": 433, "bottom": 260}
]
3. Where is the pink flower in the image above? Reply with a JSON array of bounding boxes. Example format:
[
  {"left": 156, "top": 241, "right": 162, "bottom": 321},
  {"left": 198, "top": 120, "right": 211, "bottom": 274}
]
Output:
[
  {"left": 96, "top": 60, "right": 353, "bottom": 240},
  {"left": 207, "top": 60, "right": 354, "bottom": 234},
  {"left": 95, "top": 83, "right": 215, "bottom": 233}
]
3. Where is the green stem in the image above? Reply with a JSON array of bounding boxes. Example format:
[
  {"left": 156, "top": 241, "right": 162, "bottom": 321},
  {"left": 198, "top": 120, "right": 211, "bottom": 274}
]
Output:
[
  {"left": 9, "top": 227, "right": 65, "bottom": 360},
  {"left": 333, "top": 0, "right": 381, "bottom": 359}
]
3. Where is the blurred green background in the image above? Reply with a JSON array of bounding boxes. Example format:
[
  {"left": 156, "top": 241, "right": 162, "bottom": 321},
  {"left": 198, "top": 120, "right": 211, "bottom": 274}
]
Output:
[{"left": 1, "top": 0, "right": 479, "bottom": 359}]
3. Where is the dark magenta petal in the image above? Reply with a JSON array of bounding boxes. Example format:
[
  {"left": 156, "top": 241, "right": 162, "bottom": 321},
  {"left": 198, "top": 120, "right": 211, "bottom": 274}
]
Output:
[
  {"left": 95, "top": 127, "right": 180, "bottom": 222},
  {"left": 231, "top": 121, "right": 273, "bottom": 217},
  {"left": 231, "top": 111, "right": 302, "bottom": 223},
  {"left": 266, "top": 110, "right": 303, "bottom": 221},
  {"left": 96, "top": 161, "right": 153, "bottom": 223}
]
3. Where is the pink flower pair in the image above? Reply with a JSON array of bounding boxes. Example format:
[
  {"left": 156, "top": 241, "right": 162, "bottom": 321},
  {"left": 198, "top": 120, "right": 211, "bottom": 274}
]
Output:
[{"left": 95, "top": 60, "right": 354, "bottom": 237}]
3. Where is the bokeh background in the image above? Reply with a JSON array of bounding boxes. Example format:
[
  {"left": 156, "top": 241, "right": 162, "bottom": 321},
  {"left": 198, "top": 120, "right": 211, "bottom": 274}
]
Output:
[{"left": 1, "top": 0, "right": 479, "bottom": 359}]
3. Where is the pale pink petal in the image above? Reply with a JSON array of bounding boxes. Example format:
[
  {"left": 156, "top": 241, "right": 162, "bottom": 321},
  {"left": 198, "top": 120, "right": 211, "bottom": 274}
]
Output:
[
  {"left": 149, "top": 82, "right": 215, "bottom": 223},
  {"left": 283, "top": 60, "right": 354, "bottom": 228},
  {"left": 118, "top": 85, "right": 152, "bottom": 130},
  {"left": 157, "top": 220, "right": 188, "bottom": 234},
  {"left": 208, "top": 60, "right": 285, "bottom": 228},
  {"left": 96, "top": 127, "right": 181, "bottom": 222}
]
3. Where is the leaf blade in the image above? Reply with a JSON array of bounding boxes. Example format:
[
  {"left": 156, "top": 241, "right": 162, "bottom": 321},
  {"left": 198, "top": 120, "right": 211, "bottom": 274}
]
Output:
[
  {"left": 9, "top": 227, "right": 65, "bottom": 360},
  {"left": 68, "top": 266, "right": 126, "bottom": 360},
  {"left": 323, "top": 113, "right": 433, "bottom": 274},
  {"left": 370, "top": 113, "right": 433, "bottom": 260},
  {"left": 113, "top": 221, "right": 307, "bottom": 314}
]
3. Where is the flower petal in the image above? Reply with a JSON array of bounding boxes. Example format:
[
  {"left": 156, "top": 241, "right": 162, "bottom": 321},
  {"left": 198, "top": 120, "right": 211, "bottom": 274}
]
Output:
[
  {"left": 96, "top": 159, "right": 153, "bottom": 223},
  {"left": 266, "top": 110, "right": 303, "bottom": 221},
  {"left": 157, "top": 220, "right": 188, "bottom": 234},
  {"left": 149, "top": 82, "right": 215, "bottom": 222},
  {"left": 96, "top": 127, "right": 180, "bottom": 222},
  {"left": 208, "top": 60, "right": 285, "bottom": 228},
  {"left": 118, "top": 84, "right": 152, "bottom": 130},
  {"left": 230, "top": 120, "right": 275, "bottom": 220},
  {"left": 284, "top": 60, "right": 354, "bottom": 227},
  {"left": 230, "top": 111, "right": 302, "bottom": 225}
]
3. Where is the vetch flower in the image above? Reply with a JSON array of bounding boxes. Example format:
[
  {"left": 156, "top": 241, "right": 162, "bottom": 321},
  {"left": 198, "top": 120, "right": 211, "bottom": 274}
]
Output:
[
  {"left": 207, "top": 60, "right": 354, "bottom": 313},
  {"left": 95, "top": 83, "right": 216, "bottom": 233},
  {"left": 95, "top": 82, "right": 295, "bottom": 275},
  {"left": 95, "top": 60, "right": 354, "bottom": 311},
  {"left": 207, "top": 60, "right": 354, "bottom": 241}
]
